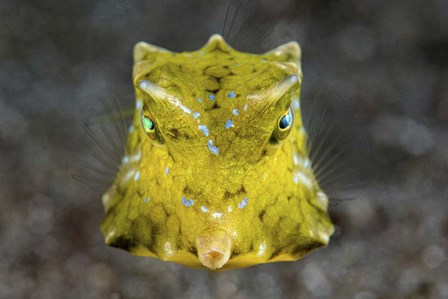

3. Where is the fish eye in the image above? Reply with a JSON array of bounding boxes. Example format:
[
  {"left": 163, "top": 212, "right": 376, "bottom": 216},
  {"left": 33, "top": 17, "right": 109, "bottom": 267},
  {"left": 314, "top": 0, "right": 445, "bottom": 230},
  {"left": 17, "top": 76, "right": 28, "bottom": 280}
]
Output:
[
  {"left": 279, "top": 109, "right": 293, "bottom": 130},
  {"left": 141, "top": 110, "right": 156, "bottom": 138},
  {"left": 276, "top": 107, "right": 294, "bottom": 139},
  {"left": 267, "top": 107, "right": 295, "bottom": 150}
]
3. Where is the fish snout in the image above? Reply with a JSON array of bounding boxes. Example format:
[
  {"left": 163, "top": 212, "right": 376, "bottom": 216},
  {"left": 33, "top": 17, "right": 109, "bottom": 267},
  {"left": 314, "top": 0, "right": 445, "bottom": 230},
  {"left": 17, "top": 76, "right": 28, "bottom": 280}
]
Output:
[{"left": 196, "top": 226, "right": 232, "bottom": 270}]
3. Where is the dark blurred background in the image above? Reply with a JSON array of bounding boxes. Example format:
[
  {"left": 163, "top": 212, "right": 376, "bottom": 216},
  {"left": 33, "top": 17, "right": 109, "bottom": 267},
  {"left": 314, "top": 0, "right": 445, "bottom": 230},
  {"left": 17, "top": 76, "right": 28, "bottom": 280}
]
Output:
[{"left": 1, "top": 0, "right": 448, "bottom": 298}]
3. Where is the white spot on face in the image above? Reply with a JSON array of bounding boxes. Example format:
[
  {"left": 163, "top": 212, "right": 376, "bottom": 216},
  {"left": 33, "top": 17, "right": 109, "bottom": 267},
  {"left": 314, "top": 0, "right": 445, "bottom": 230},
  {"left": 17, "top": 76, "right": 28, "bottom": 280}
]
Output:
[
  {"left": 183, "top": 107, "right": 192, "bottom": 114},
  {"left": 136, "top": 100, "right": 143, "bottom": 110},
  {"left": 121, "top": 169, "right": 136, "bottom": 184},
  {"left": 258, "top": 242, "right": 267, "bottom": 256},
  {"left": 293, "top": 171, "right": 313, "bottom": 188},
  {"left": 293, "top": 98, "right": 300, "bottom": 110},
  {"left": 134, "top": 151, "right": 141, "bottom": 161},
  {"left": 139, "top": 80, "right": 151, "bottom": 89},
  {"left": 201, "top": 206, "right": 209, "bottom": 213},
  {"left": 243, "top": 104, "right": 248, "bottom": 111},
  {"left": 212, "top": 212, "right": 223, "bottom": 218},
  {"left": 134, "top": 171, "right": 140, "bottom": 181},
  {"left": 164, "top": 241, "right": 174, "bottom": 256},
  {"left": 279, "top": 74, "right": 298, "bottom": 85},
  {"left": 293, "top": 152, "right": 300, "bottom": 165},
  {"left": 293, "top": 172, "right": 299, "bottom": 184},
  {"left": 125, "top": 151, "right": 141, "bottom": 165},
  {"left": 165, "top": 166, "right": 170, "bottom": 176},
  {"left": 303, "top": 159, "right": 311, "bottom": 168},
  {"left": 317, "top": 191, "right": 328, "bottom": 206},
  {"left": 227, "top": 206, "right": 233, "bottom": 212}
]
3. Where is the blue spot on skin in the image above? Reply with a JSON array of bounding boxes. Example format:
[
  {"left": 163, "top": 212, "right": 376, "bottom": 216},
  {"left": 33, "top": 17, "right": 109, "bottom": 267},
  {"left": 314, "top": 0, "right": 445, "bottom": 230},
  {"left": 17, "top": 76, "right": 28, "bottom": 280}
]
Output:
[
  {"left": 293, "top": 98, "right": 300, "bottom": 109},
  {"left": 225, "top": 119, "right": 234, "bottom": 129},
  {"left": 290, "top": 74, "right": 299, "bottom": 83},
  {"left": 165, "top": 166, "right": 170, "bottom": 176},
  {"left": 197, "top": 97, "right": 202, "bottom": 103},
  {"left": 128, "top": 125, "right": 134, "bottom": 133},
  {"left": 227, "top": 91, "right": 236, "bottom": 99},
  {"left": 209, "top": 94, "right": 215, "bottom": 101},
  {"left": 198, "top": 124, "right": 209, "bottom": 137},
  {"left": 193, "top": 112, "right": 200, "bottom": 119},
  {"left": 238, "top": 197, "right": 248, "bottom": 209},
  {"left": 136, "top": 100, "right": 143, "bottom": 110},
  {"left": 232, "top": 109, "right": 239, "bottom": 116},
  {"left": 207, "top": 139, "right": 219, "bottom": 156},
  {"left": 201, "top": 206, "right": 209, "bottom": 213},
  {"left": 144, "top": 197, "right": 150, "bottom": 203},
  {"left": 181, "top": 197, "right": 194, "bottom": 207}
]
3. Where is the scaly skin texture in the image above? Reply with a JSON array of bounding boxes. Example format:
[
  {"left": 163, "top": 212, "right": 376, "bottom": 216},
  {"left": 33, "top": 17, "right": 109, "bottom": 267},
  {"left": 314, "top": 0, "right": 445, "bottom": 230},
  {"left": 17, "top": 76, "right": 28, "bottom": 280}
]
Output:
[{"left": 101, "top": 35, "right": 334, "bottom": 270}]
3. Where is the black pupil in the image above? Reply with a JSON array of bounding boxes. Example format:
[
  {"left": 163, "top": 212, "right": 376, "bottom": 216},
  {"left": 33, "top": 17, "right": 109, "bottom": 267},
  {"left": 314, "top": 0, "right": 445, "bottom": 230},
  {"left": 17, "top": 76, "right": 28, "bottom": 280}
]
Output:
[{"left": 279, "top": 113, "right": 291, "bottom": 129}]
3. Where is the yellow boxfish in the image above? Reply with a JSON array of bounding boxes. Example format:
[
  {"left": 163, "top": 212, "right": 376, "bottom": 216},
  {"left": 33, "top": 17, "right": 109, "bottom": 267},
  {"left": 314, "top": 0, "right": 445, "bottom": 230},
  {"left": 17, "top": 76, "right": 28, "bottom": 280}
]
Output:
[{"left": 99, "top": 34, "right": 334, "bottom": 270}]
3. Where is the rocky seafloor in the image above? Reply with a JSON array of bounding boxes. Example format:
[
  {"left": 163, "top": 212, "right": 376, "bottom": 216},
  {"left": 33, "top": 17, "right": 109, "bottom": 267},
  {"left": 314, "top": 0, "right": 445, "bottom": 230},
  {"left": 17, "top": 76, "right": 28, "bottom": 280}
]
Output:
[{"left": 1, "top": 0, "right": 447, "bottom": 298}]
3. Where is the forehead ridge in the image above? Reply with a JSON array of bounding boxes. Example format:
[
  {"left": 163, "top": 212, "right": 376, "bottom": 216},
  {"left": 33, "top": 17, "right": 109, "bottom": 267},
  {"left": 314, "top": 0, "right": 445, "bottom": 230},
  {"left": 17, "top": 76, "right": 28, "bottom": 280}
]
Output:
[
  {"left": 136, "top": 39, "right": 295, "bottom": 93},
  {"left": 134, "top": 37, "right": 302, "bottom": 159}
]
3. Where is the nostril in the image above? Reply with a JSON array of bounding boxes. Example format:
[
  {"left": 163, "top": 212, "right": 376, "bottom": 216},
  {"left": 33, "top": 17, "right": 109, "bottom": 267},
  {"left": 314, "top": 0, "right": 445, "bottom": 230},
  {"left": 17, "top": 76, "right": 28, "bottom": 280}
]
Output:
[{"left": 196, "top": 227, "right": 232, "bottom": 270}]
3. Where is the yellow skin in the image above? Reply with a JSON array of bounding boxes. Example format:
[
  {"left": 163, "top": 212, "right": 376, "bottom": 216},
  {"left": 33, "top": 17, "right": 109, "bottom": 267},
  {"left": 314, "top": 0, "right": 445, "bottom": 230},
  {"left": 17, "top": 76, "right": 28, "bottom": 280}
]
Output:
[{"left": 101, "top": 35, "right": 334, "bottom": 270}]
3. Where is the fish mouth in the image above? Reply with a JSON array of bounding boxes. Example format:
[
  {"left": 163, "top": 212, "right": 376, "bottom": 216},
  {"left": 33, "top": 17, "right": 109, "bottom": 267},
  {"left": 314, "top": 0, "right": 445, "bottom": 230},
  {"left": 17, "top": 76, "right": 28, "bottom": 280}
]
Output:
[{"left": 196, "top": 227, "right": 232, "bottom": 270}]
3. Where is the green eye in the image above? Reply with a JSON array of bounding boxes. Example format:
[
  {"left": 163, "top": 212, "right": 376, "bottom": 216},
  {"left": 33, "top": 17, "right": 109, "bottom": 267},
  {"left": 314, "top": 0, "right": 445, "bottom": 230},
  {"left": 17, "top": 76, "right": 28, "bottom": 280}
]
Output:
[{"left": 141, "top": 111, "right": 155, "bottom": 135}]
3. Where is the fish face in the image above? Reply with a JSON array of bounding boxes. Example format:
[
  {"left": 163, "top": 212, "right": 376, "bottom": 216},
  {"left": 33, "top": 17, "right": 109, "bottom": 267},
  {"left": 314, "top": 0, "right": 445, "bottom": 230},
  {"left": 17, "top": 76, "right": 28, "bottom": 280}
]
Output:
[{"left": 101, "top": 35, "right": 334, "bottom": 270}]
